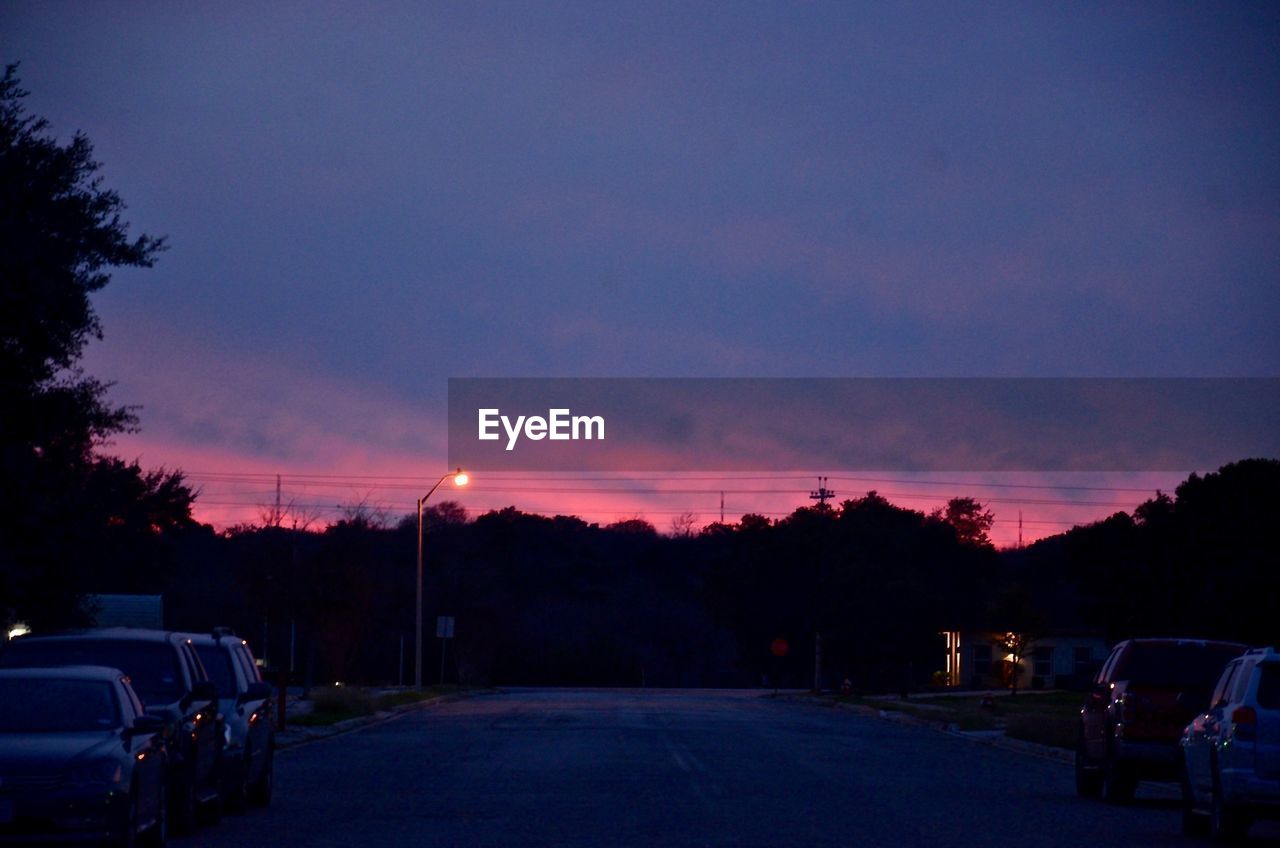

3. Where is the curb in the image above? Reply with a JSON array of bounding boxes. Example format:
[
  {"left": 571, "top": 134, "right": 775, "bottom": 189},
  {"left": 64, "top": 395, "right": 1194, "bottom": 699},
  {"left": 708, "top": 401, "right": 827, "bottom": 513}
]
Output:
[
  {"left": 944, "top": 726, "right": 1074, "bottom": 765},
  {"left": 275, "top": 688, "right": 497, "bottom": 751},
  {"left": 780, "top": 692, "right": 1183, "bottom": 800},
  {"left": 780, "top": 692, "right": 1075, "bottom": 762}
]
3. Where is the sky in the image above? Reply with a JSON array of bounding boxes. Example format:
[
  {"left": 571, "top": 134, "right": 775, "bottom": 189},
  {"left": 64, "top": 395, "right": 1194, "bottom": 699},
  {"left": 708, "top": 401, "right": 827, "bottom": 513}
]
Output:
[{"left": 3, "top": 3, "right": 1278, "bottom": 543}]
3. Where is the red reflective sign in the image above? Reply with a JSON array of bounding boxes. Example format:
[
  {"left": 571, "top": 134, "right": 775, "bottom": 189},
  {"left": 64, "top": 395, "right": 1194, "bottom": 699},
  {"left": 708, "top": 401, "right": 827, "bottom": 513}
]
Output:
[{"left": 770, "top": 638, "right": 789, "bottom": 657}]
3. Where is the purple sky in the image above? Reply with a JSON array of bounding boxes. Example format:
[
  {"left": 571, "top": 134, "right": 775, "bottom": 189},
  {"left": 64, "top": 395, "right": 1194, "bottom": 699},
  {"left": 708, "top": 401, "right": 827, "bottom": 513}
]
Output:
[{"left": 3, "top": 3, "right": 1278, "bottom": 539}]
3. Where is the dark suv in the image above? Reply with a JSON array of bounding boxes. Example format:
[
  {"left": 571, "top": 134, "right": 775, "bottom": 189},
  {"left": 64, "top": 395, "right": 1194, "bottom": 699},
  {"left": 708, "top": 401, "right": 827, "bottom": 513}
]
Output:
[
  {"left": 177, "top": 629, "right": 275, "bottom": 811},
  {"left": 1076, "top": 637, "right": 1247, "bottom": 803},
  {"left": 0, "top": 628, "right": 224, "bottom": 833}
]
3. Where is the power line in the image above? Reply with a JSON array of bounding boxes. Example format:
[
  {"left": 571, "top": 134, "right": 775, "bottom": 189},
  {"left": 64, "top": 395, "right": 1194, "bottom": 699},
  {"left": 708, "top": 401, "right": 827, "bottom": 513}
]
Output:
[
  {"left": 188, "top": 477, "right": 1146, "bottom": 508},
  {"left": 188, "top": 500, "right": 1083, "bottom": 526},
  {"left": 185, "top": 467, "right": 1163, "bottom": 541},
  {"left": 182, "top": 469, "right": 1175, "bottom": 494},
  {"left": 193, "top": 487, "right": 1140, "bottom": 509}
]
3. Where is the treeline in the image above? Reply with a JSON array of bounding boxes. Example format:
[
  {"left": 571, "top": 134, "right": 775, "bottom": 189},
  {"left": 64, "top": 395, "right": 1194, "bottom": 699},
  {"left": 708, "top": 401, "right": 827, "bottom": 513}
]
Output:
[
  {"left": 153, "top": 493, "right": 998, "bottom": 690},
  {"left": 72, "top": 457, "right": 1270, "bottom": 692},
  {"left": 1010, "top": 458, "right": 1280, "bottom": 647}
]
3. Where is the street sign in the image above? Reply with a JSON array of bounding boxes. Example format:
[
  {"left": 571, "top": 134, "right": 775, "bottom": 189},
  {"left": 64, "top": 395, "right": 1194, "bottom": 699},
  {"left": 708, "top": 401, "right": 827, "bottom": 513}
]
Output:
[{"left": 436, "top": 616, "right": 455, "bottom": 639}]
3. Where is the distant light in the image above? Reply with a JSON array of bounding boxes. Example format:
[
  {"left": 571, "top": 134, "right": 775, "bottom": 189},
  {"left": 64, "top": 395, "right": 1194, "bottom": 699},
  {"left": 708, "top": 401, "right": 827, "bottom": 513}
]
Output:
[
  {"left": 7, "top": 623, "right": 30, "bottom": 640},
  {"left": 334, "top": 681, "right": 343, "bottom": 687}
]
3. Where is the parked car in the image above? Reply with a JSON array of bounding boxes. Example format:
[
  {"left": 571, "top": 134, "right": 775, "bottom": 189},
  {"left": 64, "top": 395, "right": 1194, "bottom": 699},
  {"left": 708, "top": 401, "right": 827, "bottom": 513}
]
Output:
[
  {"left": 177, "top": 629, "right": 275, "bottom": 811},
  {"left": 0, "top": 665, "right": 169, "bottom": 846},
  {"left": 1076, "top": 637, "right": 1248, "bottom": 803},
  {"left": 1180, "top": 647, "right": 1280, "bottom": 841},
  {"left": 0, "top": 628, "right": 224, "bottom": 834}
]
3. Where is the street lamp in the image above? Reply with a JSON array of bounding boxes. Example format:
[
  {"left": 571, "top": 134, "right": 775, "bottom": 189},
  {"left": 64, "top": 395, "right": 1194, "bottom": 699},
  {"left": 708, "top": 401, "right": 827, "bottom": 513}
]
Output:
[{"left": 416, "top": 468, "right": 468, "bottom": 689}]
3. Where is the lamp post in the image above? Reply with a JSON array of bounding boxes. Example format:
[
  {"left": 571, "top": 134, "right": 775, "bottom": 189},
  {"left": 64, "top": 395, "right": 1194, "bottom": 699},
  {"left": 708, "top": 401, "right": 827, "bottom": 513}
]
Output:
[{"left": 416, "top": 468, "right": 468, "bottom": 689}]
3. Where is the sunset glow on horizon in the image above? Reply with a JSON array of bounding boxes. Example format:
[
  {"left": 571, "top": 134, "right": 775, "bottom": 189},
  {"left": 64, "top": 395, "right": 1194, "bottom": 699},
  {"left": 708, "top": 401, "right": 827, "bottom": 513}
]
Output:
[
  {"left": 8, "top": 2, "right": 1275, "bottom": 547},
  {"left": 105, "top": 427, "right": 1190, "bottom": 547}
]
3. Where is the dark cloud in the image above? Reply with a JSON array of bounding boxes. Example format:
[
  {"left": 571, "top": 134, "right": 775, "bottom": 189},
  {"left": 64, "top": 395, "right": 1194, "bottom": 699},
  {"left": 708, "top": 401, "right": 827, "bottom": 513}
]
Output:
[{"left": 2, "top": 2, "right": 1276, "bottom": 527}]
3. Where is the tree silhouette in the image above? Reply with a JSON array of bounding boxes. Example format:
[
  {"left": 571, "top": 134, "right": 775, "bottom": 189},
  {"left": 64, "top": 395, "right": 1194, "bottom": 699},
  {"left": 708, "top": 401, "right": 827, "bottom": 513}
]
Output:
[
  {"left": 932, "top": 496, "right": 996, "bottom": 547},
  {"left": 995, "top": 631, "right": 1032, "bottom": 698},
  {"left": 0, "top": 65, "right": 193, "bottom": 630}
]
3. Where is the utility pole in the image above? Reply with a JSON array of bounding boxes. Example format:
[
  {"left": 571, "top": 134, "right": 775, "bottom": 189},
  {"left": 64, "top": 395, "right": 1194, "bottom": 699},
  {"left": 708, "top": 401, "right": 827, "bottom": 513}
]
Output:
[
  {"left": 275, "top": 474, "right": 282, "bottom": 526},
  {"left": 808, "top": 476, "right": 834, "bottom": 693},
  {"left": 809, "top": 476, "right": 835, "bottom": 508},
  {"left": 720, "top": 491, "right": 724, "bottom": 524},
  {"left": 1018, "top": 510, "right": 1023, "bottom": 549}
]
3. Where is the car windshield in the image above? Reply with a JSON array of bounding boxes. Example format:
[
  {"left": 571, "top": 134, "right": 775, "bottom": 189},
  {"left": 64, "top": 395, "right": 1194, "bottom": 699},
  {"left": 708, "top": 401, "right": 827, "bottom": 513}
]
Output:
[
  {"left": 1118, "top": 643, "right": 1245, "bottom": 689},
  {"left": 1258, "top": 663, "right": 1280, "bottom": 709},
  {"left": 0, "top": 639, "right": 183, "bottom": 705},
  {"left": 0, "top": 679, "right": 120, "bottom": 732},
  {"left": 194, "top": 644, "right": 237, "bottom": 698}
]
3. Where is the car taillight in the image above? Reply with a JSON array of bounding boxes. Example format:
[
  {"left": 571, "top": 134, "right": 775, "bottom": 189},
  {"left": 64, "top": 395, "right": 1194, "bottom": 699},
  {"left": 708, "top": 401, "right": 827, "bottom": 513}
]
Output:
[{"left": 1232, "top": 706, "right": 1257, "bottom": 741}]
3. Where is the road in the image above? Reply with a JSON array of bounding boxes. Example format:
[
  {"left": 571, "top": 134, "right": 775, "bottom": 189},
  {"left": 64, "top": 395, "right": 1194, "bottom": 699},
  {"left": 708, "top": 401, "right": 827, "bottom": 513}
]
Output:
[{"left": 184, "top": 688, "right": 1279, "bottom": 847}]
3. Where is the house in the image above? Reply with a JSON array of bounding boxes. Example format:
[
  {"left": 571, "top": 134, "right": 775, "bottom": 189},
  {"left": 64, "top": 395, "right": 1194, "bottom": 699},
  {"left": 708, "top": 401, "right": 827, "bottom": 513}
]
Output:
[{"left": 941, "top": 630, "right": 1108, "bottom": 690}]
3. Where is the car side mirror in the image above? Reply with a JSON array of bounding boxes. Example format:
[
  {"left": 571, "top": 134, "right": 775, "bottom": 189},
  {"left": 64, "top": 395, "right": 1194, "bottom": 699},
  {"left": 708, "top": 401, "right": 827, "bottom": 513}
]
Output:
[
  {"left": 126, "top": 714, "right": 167, "bottom": 738},
  {"left": 238, "top": 681, "right": 272, "bottom": 704}
]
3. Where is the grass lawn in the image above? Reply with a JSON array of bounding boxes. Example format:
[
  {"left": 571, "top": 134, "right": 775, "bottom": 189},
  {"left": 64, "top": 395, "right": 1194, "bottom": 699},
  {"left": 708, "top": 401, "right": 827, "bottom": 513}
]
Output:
[
  {"left": 290, "top": 684, "right": 474, "bottom": 727},
  {"left": 833, "top": 690, "right": 1082, "bottom": 748}
]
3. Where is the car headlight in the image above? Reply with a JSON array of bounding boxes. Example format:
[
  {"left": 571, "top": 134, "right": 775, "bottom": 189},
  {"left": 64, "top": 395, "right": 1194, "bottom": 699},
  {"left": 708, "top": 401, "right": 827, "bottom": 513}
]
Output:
[{"left": 66, "top": 760, "right": 124, "bottom": 786}]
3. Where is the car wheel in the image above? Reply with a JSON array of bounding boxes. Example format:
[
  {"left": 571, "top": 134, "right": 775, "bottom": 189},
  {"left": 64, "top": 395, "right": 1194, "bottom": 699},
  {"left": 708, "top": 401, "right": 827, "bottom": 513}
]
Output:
[
  {"left": 1180, "top": 756, "right": 1209, "bottom": 837},
  {"left": 169, "top": 765, "right": 197, "bottom": 836},
  {"left": 110, "top": 782, "right": 140, "bottom": 848},
  {"left": 1210, "top": 765, "right": 1251, "bottom": 843},
  {"left": 1075, "top": 736, "right": 1103, "bottom": 799},
  {"left": 222, "top": 750, "right": 249, "bottom": 813},
  {"left": 247, "top": 742, "right": 273, "bottom": 807},
  {"left": 1102, "top": 753, "right": 1136, "bottom": 804},
  {"left": 142, "top": 773, "right": 167, "bottom": 848}
]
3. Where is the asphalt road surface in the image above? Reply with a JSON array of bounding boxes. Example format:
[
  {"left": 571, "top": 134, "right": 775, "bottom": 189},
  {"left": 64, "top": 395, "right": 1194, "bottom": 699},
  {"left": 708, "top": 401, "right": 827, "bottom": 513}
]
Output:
[{"left": 183, "top": 688, "right": 1280, "bottom": 848}]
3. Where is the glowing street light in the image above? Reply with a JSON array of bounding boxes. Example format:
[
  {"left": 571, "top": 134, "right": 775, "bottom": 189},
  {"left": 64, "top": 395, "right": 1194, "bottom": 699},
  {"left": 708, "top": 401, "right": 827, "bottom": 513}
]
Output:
[{"left": 416, "top": 468, "right": 468, "bottom": 689}]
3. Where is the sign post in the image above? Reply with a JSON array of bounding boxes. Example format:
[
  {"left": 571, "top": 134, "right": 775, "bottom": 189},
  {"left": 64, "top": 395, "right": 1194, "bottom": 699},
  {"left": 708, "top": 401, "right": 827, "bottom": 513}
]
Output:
[
  {"left": 436, "top": 616, "right": 455, "bottom": 685},
  {"left": 770, "top": 637, "right": 789, "bottom": 696}
]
